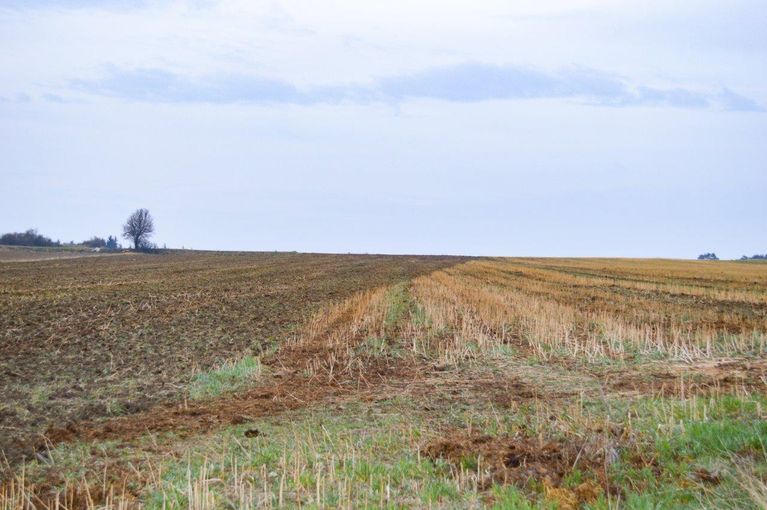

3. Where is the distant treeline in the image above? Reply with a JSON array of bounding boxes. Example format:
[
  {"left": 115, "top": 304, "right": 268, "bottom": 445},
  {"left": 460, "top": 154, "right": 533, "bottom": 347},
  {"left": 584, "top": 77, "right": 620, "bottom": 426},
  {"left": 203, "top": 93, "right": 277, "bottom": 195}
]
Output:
[
  {"left": 3, "top": 210, "right": 157, "bottom": 253},
  {"left": 0, "top": 229, "right": 121, "bottom": 249},
  {"left": 696, "top": 252, "right": 766, "bottom": 261},
  {"left": 81, "top": 236, "right": 121, "bottom": 249},
  {"left": 0, "top": 229, "right": 60, "bottom": 247}
]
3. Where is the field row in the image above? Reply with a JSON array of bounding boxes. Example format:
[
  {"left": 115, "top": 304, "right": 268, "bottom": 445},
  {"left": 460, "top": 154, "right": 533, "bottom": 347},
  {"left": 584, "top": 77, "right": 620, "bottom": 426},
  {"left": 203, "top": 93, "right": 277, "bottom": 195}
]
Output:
[{"left": 409, "top": 258, "right": 767, "bottom": 362}]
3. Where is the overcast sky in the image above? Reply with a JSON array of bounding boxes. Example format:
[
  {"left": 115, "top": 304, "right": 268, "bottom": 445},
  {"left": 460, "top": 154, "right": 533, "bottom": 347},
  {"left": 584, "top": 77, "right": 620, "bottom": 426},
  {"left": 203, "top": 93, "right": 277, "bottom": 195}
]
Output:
[{"left": 1, "top": 0, "right": 765, "bottom": 257}]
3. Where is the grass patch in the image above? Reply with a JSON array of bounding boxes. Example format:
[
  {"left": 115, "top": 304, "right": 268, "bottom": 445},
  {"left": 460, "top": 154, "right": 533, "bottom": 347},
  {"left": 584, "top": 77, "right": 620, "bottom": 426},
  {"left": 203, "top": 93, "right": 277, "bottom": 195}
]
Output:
[
  {"left": 353, "top": 282, "right": 413, "bottom": 358},
  {"left": 384, "top": 281, "right": 411, "bottom": 331},
  {"left": 140, "top": 402, "right": 489, "bottom": 509},
  {"left": 603, "top": 394, "right": 767, "bottom": 509},
  {"left": 189, "top": 356, "right": 263, "bottom": 400}
]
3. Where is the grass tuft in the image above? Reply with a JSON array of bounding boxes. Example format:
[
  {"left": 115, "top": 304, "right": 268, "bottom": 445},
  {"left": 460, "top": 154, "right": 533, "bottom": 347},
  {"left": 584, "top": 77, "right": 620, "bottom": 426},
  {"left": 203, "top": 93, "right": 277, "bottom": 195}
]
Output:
[{"left": 189, "top": 356, "right": 263, "bottom": 400}]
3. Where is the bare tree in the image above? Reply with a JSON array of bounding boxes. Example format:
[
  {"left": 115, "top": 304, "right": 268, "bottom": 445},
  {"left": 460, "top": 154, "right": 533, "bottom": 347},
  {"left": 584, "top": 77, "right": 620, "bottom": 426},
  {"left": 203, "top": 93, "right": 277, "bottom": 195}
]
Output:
[{"left": 123, "top": 208, "right": 155, "bottom": 250}]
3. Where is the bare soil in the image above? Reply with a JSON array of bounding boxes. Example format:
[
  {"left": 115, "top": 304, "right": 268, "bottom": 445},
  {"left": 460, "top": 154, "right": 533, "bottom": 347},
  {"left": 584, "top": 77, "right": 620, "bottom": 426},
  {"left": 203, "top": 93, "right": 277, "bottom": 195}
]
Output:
[
  {"left": 424, "top": 430, "right": 607, "bottom": 508},
  {"left": 0, "top": 251, "right": 466, "bottom": 465}
]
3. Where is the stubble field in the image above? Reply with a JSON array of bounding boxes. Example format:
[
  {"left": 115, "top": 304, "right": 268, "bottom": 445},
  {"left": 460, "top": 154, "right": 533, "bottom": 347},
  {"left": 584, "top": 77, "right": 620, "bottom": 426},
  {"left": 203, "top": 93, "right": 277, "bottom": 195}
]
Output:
[{"left": 1, "top": 254, "right": 766, "bottom": 509}]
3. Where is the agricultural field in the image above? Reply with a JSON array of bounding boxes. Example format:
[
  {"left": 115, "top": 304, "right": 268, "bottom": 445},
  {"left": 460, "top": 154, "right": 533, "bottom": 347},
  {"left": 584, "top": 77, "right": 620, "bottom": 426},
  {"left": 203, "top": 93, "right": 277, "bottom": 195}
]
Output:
[
  {"left": 1, "top": 255, "right": 767, "bottom": 509},
  {"left": 0, "top": 251, "right": 463, "bottom": 467}
]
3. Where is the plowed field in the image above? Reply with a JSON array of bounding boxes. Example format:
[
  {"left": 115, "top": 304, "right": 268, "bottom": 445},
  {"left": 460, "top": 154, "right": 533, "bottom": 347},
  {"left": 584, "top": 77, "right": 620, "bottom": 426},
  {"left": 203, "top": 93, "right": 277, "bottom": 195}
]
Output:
[
  {"left": 2, "top": 256, "right": 766, "bottom": 509},
  {"left": 0, "top": 251, "right": 465, "bottom": 465}
]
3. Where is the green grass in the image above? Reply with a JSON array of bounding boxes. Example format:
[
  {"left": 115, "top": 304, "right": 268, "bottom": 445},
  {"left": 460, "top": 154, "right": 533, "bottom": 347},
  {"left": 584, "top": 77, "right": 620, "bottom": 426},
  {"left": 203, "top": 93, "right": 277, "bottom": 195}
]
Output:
[
  {"left": 384, "top": 282, "right": 411, "bottom": 331},
  {"left": 140, "top": 401, "right": 488, "bottom": 509},
  {"left": 188, "top": 356, "right": 263, "bottom": 400},
  {"left": 136, "top": 392, "right": 767, "bottom": 508},
  {"left": 354, "top": 283, "right": 413, "bottom": 359},
  {"left": 604, "top": 394, "right": 767, "bottom": 509}
]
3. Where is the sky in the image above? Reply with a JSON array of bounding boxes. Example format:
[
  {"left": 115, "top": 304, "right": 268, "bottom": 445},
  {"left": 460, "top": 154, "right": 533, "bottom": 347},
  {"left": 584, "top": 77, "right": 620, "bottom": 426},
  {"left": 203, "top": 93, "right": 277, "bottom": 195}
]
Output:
[{"left": 0, "top": 0, "right": 765, "bottom": 258}]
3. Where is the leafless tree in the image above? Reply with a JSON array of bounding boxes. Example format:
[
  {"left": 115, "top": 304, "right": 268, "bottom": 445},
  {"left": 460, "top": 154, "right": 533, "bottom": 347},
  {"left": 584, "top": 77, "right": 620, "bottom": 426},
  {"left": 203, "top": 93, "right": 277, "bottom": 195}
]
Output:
[{"left": 123, "top": 208, "right": 154, "bottom": 250}]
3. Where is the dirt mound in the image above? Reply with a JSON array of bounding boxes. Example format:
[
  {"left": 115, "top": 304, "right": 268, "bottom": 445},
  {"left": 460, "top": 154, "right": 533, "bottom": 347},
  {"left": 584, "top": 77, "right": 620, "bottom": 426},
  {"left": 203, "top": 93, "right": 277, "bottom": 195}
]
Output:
[
  {"left": 423, "top": 430, "right": 605, "bottom": 507},
  {"left": 603, "top": 358, "right": 767, "bottom": 397}
]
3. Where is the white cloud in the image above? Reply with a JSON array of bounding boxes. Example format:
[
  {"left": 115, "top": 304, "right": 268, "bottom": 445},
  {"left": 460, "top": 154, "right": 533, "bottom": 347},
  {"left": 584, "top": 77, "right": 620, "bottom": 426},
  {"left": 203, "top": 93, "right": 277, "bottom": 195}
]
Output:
[
  {"left": 67, "top": 63, "right": 763, "bottom": 112},
  {"left": 1, "top": 0, "right": 765, "bottom": 94}
]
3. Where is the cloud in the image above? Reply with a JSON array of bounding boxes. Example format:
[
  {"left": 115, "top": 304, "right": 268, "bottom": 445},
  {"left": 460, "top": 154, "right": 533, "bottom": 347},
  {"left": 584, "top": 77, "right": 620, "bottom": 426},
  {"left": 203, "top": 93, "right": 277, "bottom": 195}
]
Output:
[
  {"left": 73, "top": 68, "right": 306, "bottom": 104},
  {"left": 42, "top": 93, "right": 67, "bottom": 103},
  {"left": 70, "top": 63, "right": 763, "bottom": 112},
  {"left": 719, "top": 88, "right": 765, "bottom": 112},
  {"left": 625, "top": 87, "right": 710, "bottom": 109},
  {"left": 376, "top": 64, "right": 625, "bottom": 102}
]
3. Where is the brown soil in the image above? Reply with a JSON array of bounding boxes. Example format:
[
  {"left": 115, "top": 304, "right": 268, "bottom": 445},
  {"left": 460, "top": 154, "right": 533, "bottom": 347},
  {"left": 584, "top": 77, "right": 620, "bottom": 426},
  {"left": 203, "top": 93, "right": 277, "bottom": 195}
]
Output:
[
  {"left": 599, "top": 358, "right": 767, "bottom": 397},
  {"left": 45, "top": 346, "right": 763, "bottom": 464},
  {"left": 38, "top": 279, "right": 427, "bottom": 450},
  {"left": 423, "top": 430, "right": 607, "bottom": 507},
  {"left": 43, "top": 347, "right": 426, "bottom": 447},
  {"left": 1, "top": 251, "right": 467, "bottom": 465}
]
